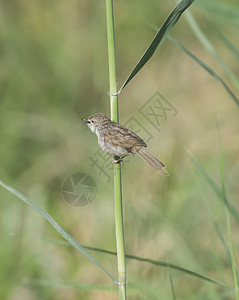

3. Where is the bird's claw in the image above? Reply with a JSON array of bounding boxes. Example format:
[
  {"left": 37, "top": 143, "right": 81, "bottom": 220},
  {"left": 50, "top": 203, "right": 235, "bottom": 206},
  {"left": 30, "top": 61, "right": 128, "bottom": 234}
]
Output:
[{"left": 112, "top": 158, "right": 123, "bottom": 164}]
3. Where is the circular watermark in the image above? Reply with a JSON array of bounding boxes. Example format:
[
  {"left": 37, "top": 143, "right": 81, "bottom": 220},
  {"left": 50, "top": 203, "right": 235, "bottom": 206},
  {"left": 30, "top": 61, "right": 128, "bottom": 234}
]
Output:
[{"left": 62, "top": 173, "right": 97, "bottom": 207}]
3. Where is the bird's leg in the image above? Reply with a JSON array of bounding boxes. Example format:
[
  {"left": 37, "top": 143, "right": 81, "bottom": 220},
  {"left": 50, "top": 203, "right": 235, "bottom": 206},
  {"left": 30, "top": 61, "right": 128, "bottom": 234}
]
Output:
[
  {"left": 112, "top": 156, "right": 123, "bottom": 164},
  {"left": 112, "top": 158, "right": 123, "bottom": 164}
]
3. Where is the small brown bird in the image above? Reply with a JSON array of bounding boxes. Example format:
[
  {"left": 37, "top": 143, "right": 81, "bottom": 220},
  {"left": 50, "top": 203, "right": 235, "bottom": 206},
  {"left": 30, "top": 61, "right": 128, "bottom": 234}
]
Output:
[{"left": 82, "top": 113, "right": 168, "bottom": 176}]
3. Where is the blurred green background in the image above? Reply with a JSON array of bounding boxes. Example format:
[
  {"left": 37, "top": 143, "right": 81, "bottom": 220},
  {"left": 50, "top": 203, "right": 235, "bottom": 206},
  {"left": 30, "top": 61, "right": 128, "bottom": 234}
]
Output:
[{"left": 1, "top": 0, "right": 239, "bottom": 299}]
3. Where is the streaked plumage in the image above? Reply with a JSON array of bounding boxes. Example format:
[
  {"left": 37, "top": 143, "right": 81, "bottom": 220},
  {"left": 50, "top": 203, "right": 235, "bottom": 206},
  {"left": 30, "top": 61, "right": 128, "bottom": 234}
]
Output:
[{"left": 82, "top": 113, "right": 168, "bottom": 176}]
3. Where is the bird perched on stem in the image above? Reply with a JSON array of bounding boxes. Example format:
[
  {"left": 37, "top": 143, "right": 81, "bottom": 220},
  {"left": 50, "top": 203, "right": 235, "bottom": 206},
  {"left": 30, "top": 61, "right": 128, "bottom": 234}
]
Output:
[{"left": 82, "top": 113, "right": 169, "bottom": 176}]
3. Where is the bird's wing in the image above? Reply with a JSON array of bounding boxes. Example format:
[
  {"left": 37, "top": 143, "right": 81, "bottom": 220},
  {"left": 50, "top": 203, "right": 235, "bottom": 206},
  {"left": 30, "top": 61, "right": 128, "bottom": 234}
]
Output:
[{"left": 102, "top": 124, "right": 147, "bottom": 148}]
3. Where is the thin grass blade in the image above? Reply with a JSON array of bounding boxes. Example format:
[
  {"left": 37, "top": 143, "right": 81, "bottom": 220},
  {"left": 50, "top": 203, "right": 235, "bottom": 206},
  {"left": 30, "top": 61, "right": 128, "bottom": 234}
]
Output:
[
  {"left": 118, "top": 0, "right": 194, "bottom": 93},
  {"left": 42, "top": 239, "right": 228, "bottom": 287},
  {"left": 226, "top": 210, "right": 239, "bottom": 297},
  {"left": 218, "top": 32, "right": 239, "bottom": 61},
  {"left": 196, "top": 0, "right": 239, "bottom": 26},
  {"left": 187, "top": 152, "right": 239, "bottom": 224},
  {"left": 0, "top": 180, "right": 117, "bottom": 284},
  {"left": 195, "top": 169, "right": 236, "bottom": 277},
  {"left": 217, "top": 120, "right": 239, "bottom": 292},
  {"left": 185, "top": 11, "right": 239, "bottom": 91},
  {"left": 81, "top": 245, "right": 228, "bottom": 287},
  {"left": 169, "top": 272, "right": 176, "bottom": 300},
  {"left": 169, "top": 36, "right": 239, "bottom": 106}
]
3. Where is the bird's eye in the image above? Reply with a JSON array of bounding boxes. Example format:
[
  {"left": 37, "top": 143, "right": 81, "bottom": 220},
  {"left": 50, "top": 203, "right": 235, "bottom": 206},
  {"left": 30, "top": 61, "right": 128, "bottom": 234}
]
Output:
[{"left": 91, "top": 120, "right": 95, "bottom": 123}]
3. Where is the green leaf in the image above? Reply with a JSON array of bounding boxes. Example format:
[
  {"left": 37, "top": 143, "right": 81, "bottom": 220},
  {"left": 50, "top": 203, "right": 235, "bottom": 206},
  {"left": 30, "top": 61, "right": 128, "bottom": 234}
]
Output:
[
  {"left": 118, "top": 0, "right": 194, "bottom": 93},
  {"left": 0, "top": 180, "right": 117, "bottom": 284}
]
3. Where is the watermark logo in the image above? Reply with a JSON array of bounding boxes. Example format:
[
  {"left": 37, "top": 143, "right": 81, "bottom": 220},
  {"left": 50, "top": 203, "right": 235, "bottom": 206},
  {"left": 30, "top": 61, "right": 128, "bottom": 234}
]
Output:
[
  {"left": 62, "top": 173, "right": 97, "bottom": 207},
  {"left": 139, "top": 92, "right": 177, "bottom": 132}
]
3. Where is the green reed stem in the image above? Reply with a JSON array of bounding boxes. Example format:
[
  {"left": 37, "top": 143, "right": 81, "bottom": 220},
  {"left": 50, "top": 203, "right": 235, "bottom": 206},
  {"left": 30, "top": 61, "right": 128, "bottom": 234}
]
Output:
[{"left": 105, "top": 0, "right": 126, "bottom": 299}]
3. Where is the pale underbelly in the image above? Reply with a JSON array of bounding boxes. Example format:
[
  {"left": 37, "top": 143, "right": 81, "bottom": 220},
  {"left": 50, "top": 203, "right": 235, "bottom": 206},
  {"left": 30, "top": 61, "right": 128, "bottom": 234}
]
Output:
[{"left": 99, "top": 137, "right": 129, "bottom": 157}]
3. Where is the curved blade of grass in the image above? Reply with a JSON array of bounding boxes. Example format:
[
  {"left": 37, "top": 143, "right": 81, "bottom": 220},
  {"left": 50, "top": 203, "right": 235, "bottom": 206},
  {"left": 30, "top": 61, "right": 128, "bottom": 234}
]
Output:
[
  {"left": 195, "top": 173, "right": 234, "bottom": 278},
  {"left": 185, "top": 11, "right": 239, "bottom": 91},
  {"left": 80, "top": 245, "right": 228, "bottom": 287},
  {"left": 169, "top": 272, "right": 176, "bottom": 300},
  {"left": 213, "top": 214, "right": 239, "bottom": 291},
  {"left": 0, "top": 180, "right": 117, "bottom": 284},
  {"left": 218, "top": 32, "right": 239, "bottom": 61},
  {"left": 42, "top": 239, "right": 228, "bottom": 287},
  {"left": 196, "top": 0, "right": 239, "bottom": 26},
  {"left": 117, "top": 0, "right": 194, "bottom": 94},
  {"left": 194, "top": 126, "right": 239, "bottom": 289},
  {"left": 168, "top": 36, "right": 239, "bottom": 106},
  {"left": 217, "top": 119, "right": 239, "bottom": 293},
  {"left": 187, "top": 152, "right": 239, "bottom": 224},
  {"left": 227, "top": 210, "right": 239, "bottom": 297},
  {"left": 166, "top": 252, "right": 176, "bottom": 300}
]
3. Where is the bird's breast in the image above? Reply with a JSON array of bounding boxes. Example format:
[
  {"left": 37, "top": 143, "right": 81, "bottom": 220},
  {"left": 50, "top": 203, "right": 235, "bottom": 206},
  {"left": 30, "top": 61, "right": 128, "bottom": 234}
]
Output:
[{"left": 98, "top": 135, "right": 129, "bottom": 157}]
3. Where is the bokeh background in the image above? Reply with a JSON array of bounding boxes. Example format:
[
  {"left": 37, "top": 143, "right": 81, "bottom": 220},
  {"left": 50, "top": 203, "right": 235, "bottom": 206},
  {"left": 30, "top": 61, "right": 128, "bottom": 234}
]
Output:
[{"left": 1, "top": 0, "right": 239, "bottom": 299}]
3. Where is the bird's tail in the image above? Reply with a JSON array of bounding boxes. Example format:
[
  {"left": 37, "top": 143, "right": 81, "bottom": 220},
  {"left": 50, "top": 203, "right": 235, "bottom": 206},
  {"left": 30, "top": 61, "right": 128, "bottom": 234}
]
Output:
[{"left": 138, "top": 148, "right": 169, "bottom": 176}]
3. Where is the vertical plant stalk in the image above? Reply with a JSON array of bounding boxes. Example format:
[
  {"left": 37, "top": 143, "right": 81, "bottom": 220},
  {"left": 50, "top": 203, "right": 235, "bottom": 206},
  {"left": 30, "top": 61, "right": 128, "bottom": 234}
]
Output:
[{"left": 105, "top": 0, "right": 126, "bottom": 299}]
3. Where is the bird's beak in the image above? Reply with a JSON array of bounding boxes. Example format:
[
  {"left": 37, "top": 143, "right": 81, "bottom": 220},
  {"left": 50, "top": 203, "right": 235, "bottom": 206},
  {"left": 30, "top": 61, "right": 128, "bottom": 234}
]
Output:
[{"left": 81, "top": 118, "right": 90, "bottom": 124}]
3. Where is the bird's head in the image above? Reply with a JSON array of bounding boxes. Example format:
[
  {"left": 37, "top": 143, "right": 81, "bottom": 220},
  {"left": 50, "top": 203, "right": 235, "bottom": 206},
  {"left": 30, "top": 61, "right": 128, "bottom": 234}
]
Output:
[{"left": 82, "top": 113, "right": 112, "bottom": 133}]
